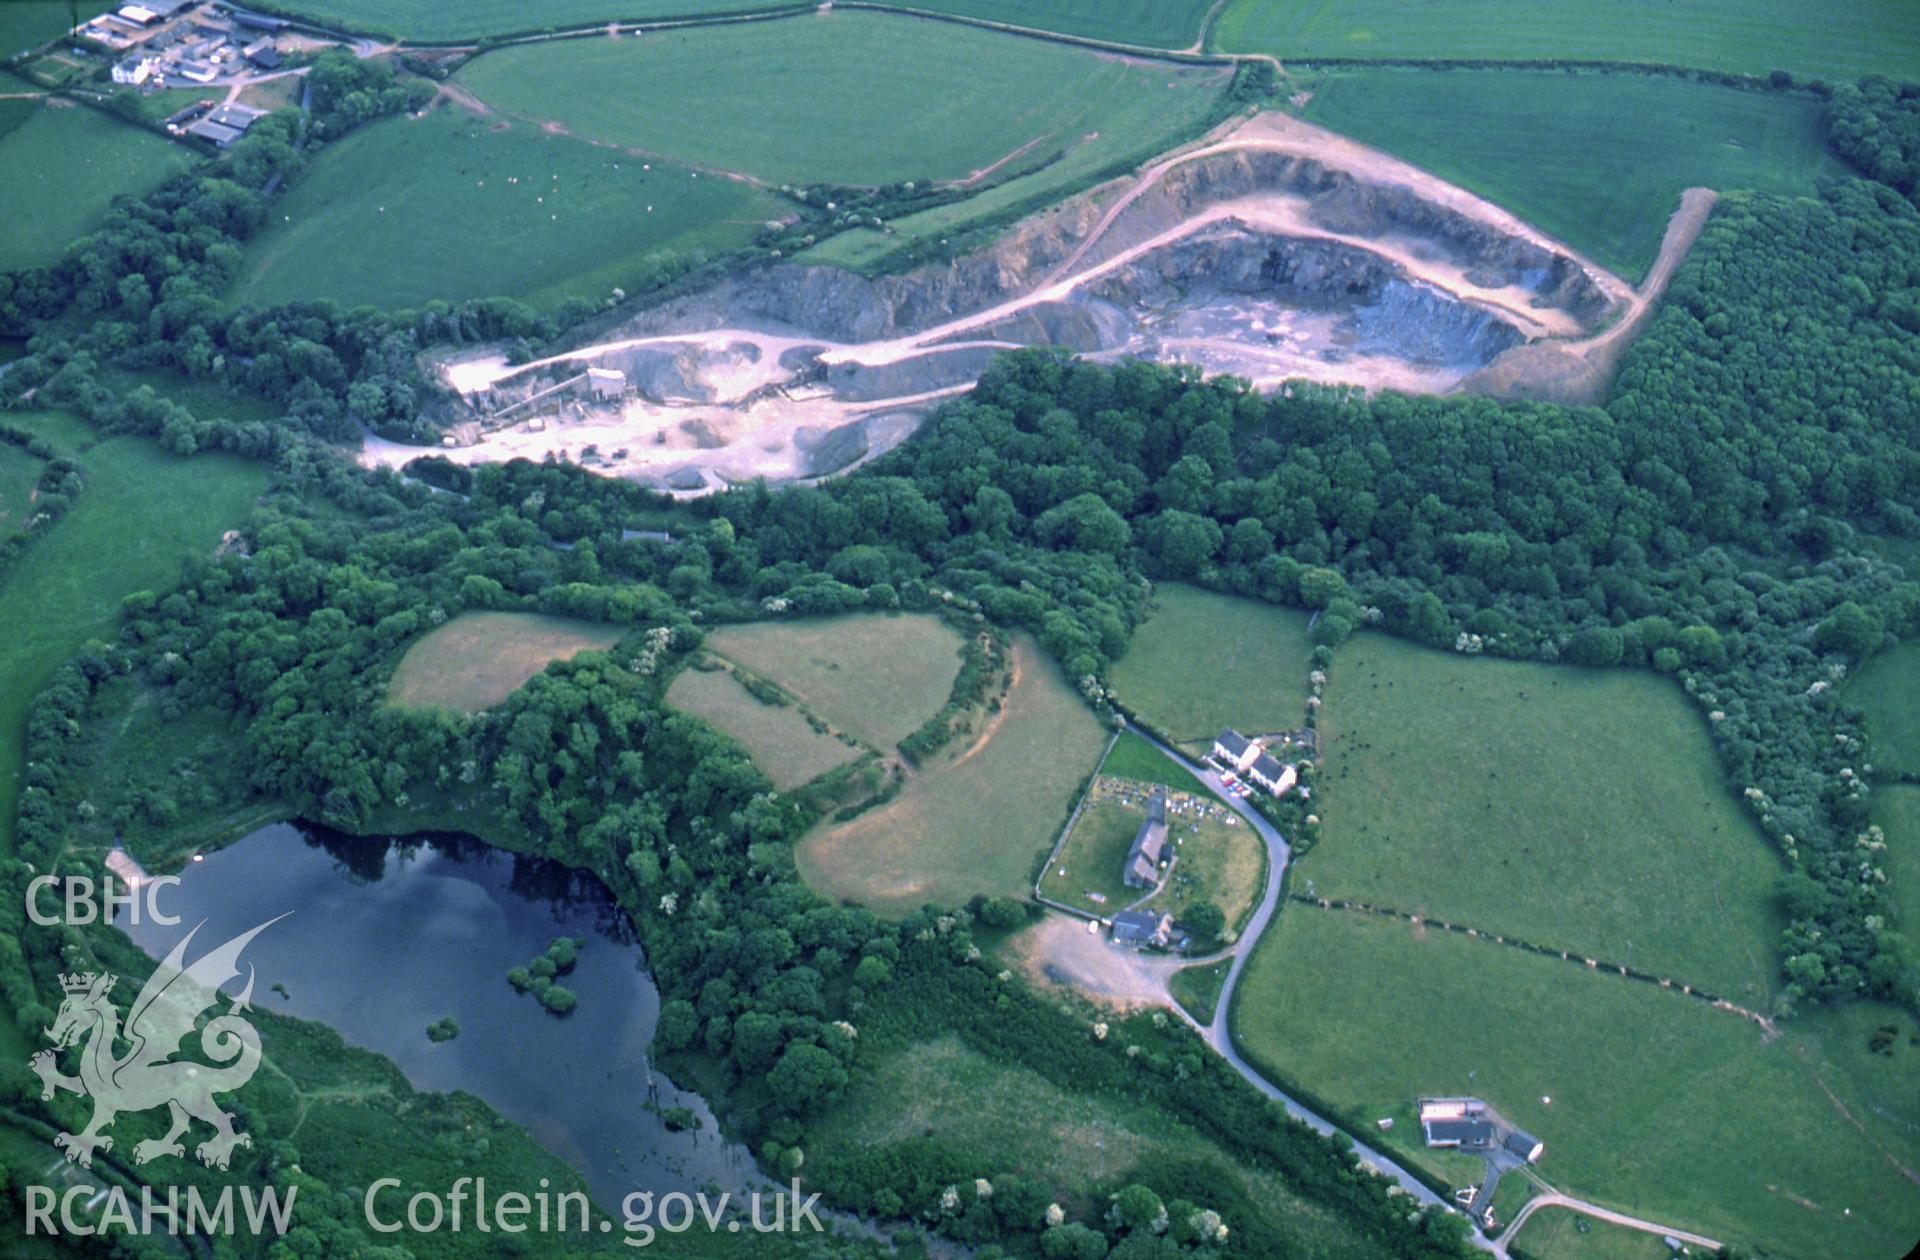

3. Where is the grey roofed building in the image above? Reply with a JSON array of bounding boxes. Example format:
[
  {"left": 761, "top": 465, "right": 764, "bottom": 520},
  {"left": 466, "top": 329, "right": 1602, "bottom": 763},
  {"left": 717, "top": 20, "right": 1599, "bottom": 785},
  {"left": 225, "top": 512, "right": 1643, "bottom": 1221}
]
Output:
[
  {"left": 1504, "top": 1129, "right": 1544, "bottom": 1163},
  {"left": 1422, "top": 1118, "right": 1494, "bottom": 1148},
  {"left": 1123, "top": 787, "right": 1168, "bottom": 888},
  {"left": 185, "top": 117, "right": 241, "bottom": 146},
  {"left": 1213, "top": 728, "right": 1252, "bottom": 762},
  {"left": 243, "top": 44, "right": 279, "bottom": 67},
  {"left": 1110, "top": 909, "right": 1172, "bottom": 947},
  {"left": 207, "top": 101, "right": 264, "bottom": 129}
]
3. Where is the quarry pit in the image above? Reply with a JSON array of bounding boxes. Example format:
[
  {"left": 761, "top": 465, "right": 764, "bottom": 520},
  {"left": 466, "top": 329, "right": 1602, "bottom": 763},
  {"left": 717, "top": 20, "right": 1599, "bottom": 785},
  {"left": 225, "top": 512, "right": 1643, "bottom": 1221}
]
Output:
[{"left": 380, "top": 112, "right": 1698, "bottom": 494}]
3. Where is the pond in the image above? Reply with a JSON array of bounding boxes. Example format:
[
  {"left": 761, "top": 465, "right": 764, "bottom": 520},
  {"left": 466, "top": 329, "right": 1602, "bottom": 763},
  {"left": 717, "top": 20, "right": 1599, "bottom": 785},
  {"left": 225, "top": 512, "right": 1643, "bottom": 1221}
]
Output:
[{"left": 118, "top": 822, "right": 768, "bottom": 1210}]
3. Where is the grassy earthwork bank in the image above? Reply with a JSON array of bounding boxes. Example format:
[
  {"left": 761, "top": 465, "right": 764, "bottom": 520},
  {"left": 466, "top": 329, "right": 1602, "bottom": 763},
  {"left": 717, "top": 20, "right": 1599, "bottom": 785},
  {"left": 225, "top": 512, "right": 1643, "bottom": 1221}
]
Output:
[
  {"left": 231, "top": 107, "right": 783, "bottom": 311},
  {"left": 1298, "top": 68, "right": 1846, "bottom": 280},
  {"left": 1299, "top": 632, "right": 1785, "bottom": 1001},
  {"left": 1231, "top": 908, "right": 1920, "bottom": 1260},
  {"left": 796, "top": 636, "right": 1107, "bottom": 914},
  {"left": 387, "top": 610, "right": 626, "bottom": 712},
  {"left": 458, "top": 11, "right": 1227, "bottom": 188},
  {"left": 698, "top": 611, "right": 965, "bottom": 750},
  {"left": 1213, "top": 0, "right": 1920, "bottom": 81},
  {"left": 1109, "top": 583, "right": 1316, "bottom": 742},
  {"left": 664, "top": 662, "right": 863, "bottom": 789},
  {"left": 0, "top": 93, "right": 195, "bottom": 274}
]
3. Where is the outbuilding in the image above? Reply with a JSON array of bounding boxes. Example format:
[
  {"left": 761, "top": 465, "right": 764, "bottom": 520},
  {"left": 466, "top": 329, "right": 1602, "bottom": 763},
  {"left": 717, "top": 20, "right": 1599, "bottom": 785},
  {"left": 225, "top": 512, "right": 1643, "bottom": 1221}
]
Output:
[{"left": 1503, "top": 1129, "right": 1544, "bottom": 1164}]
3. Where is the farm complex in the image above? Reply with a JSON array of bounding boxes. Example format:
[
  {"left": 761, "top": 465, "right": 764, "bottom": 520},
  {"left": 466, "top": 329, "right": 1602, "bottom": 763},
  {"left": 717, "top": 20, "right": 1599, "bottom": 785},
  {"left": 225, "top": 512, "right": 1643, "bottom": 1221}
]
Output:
[{"left": 2, "top": 3, "right": 1917, "bottom": 1260}]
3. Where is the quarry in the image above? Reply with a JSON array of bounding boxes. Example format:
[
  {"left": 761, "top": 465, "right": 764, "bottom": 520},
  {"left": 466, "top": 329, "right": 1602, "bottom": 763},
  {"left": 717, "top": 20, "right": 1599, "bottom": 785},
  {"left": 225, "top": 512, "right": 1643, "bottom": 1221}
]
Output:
[{"left": 380, "top": 112, "right": 1691, "bottom": 495}]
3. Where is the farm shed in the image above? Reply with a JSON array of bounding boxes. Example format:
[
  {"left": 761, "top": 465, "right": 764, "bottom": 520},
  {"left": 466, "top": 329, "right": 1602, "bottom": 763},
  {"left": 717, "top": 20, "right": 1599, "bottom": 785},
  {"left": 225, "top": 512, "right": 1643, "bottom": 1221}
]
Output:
[
  {"left": 186, "top": 117, "right": 242, "bottom": 146},
  {"left": 1504, "top": 1129, "right": 1544, "bottom": 1163}
]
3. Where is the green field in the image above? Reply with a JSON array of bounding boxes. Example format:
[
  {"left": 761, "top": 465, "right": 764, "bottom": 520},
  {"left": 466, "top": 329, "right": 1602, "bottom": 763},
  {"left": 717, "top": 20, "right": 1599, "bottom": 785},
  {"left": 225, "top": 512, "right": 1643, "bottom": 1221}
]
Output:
[
  {"left": 1300, "top": 68, "right": 1846, "bottom": 279},
  {"left": 1851, "top": 642, "right": 1920, "bottom": 776},
  {"left": 1232, "top": 909, "right": 1920, "bottom": 1260},
  {"left": 1098, "top": 730, "right": 1214, "bottom": 796},
  {"left": 1168, "top": 959, "right": 1230, "bottom": 1023},
  {"left": 460, "top": 12, "right": 1226, "bottom": 188},
  {"left": 1877, "top": 786, "right": 1920, "bottom": 985},
  {"left": 0, "top": 413, "right": 266, "bottom": 866},
  {"left": 664, "top": 663, "right": 862, "bottom": 789},
  {"left": 231, "top": 107, "right": 781, "bottom": 310},
  {"left": 701, "top": 612, "right": 963, "bottom": 751},
  {"left": 0, "top": 100, "right": 194, "bottom": 273},
  {"left": 809, "top": 1032, "right": 1377, "bottom": 1258},
  {"left": 1110, "top": 584, "right": 1316, "bottom": 741},
  {"left": 797, "top": 636, "right": 1107, "bottom": 914},
  {"left": 1213, "top": 0, "right": 1920, "bottom": 81},
  {"left": 1509, "top": 1207, "right": 1677, "bottom": 1260},
  {"left": 904, "top": 0, "right": 1216, "bottom": 47},
  {"left": 1303, "top": 633, "right": 1783, "bottom": 1001},
  {"left": 0, "top": 440, "right": 42, "bottom": 538},
  {"left": 387, "top": 611, "right": 625, "bottom": 712},
  {"left": 0, "top": 1, "right": 110, "bottom": 57}
]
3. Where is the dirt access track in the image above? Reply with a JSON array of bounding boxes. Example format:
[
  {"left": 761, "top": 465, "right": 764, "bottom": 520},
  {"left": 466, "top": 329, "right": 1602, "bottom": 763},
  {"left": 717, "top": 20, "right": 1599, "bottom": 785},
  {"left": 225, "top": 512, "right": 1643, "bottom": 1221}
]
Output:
[{"left": 382, "top": 109, "right": 1708, "bottom": 492}]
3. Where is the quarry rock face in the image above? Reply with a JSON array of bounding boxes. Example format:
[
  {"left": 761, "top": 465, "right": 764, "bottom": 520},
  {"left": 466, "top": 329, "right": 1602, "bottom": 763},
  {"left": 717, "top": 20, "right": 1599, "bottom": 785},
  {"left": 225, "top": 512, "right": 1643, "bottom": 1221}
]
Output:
[{"left": 415, "top": 118, "right": 1630, "bottom": 493}]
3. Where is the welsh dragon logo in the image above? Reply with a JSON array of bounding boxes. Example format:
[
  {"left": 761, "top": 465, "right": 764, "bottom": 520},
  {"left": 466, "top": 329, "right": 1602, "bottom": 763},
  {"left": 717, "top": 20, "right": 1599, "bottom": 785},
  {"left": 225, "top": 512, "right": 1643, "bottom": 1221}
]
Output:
[{"left": 29, "top": 915, "right": 285, "bottom": 1170}]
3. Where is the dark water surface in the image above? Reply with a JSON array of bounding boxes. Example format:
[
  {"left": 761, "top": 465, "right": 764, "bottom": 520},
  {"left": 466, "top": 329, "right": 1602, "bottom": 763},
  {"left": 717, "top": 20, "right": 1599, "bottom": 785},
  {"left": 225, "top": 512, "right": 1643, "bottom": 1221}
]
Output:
[{"left": 119, "top": 823, "right": 766, "bottom": 1209}]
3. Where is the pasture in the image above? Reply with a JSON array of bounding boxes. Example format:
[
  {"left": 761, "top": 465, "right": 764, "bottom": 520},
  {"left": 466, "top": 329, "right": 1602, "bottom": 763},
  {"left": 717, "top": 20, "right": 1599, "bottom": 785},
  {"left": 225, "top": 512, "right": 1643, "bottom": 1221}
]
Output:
[
  {"left": 906, "top": 0, "right": 1215, "bottom": 48},
  {"left": 1231, "top": 908, "right": 1920, "bottom": 1260},
  {"left": 1510, "top": 1208, "right": 1676, "bottom": 1260},
  {"left": 664, "top": 663, "right": 861, "bottom": 789},
  {"left": 459, "top": 12, "right": 1225, "bottom": 188},
  {"left": 1109, "top": 584, "right": 1316, "bottom": 742},
  {"left": 1300, "top": 69, "right": 1844, "bottom": 280},
  {"left": 1877, "top": 786, "right": 1920, "bottom": 984},
  {"left": 230, "top": 108, "right": 780, "bottom": 311},
  {"left": 796, "top": 637, "right": 1107, "bottom": 914},
  {"left": 0, "top": 2, "right": 110, "bottom": 57},
  {"left": 1099, "top": 730, "right": 1212, "bottom": 796},
  {"left": 1213, "top": 0, "right": 1920, "bottom": 81},
  {"left": 243, "top": 0, "right": 770, "bottom": 41},
  {"left": 808, "top": 1032, "right": 1378, "bottom": 1259},
  {"left": 700, "top": 613, "right": 963, "bottom": 751},
  {"left": 1850, "top": 641, "right": 1920, "bottom": 776},
  {"left": 0, "top": 412, "right": 266, "bottom": 860},
  {"left": 1301, "top": 633, "right": 1783, "bottom": 1001},
  {"left": 386, "top": 611, "right": 625, "bottom": 713},
  {"left": 0, "top": 99, "right": 194, "bottom": 273},
  {"left": 0, "top": 441, "right": 42, "bottom": 538},
  {"left": 802, "top": 57, "right": 1226, "bottom": 271}
]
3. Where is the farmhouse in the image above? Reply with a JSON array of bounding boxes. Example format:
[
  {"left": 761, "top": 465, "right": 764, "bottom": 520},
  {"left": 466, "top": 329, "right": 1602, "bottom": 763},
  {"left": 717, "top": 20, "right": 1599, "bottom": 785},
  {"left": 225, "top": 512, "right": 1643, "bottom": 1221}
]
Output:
[
  {"left": 1212, "top": 729, "right": 1260, "bottom": 772},
  {"left": 1423, "top": 1117, "right": 1494, "bottom": 1150},
  {"left": 1110, "top": 909, "right": 1174, "bottom": 949},
  {"left": 111, "top": 56, "right": 158, "bottom": 84},
  {"left": 1123, "top": 787, "right": 1169, "bottom": 888},
  {"left": 1504, "top": 1129, "right": 1544, "bottom": 1164},
  {"left": 1246, "top": 752, "right": 1296, "bottom": 796}
]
